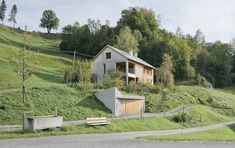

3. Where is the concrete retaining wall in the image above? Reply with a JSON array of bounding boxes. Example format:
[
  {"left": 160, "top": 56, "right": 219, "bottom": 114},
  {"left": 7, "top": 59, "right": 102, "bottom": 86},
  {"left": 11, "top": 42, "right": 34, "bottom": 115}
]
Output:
[{"left": 24, "top": 116, "right": 63, "bottom": 130}]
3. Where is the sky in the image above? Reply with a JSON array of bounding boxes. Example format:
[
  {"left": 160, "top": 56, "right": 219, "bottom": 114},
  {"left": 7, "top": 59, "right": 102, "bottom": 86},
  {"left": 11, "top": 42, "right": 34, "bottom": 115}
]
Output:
[{"left": 4, "top": 0, "right": 235, "bottom": 42}]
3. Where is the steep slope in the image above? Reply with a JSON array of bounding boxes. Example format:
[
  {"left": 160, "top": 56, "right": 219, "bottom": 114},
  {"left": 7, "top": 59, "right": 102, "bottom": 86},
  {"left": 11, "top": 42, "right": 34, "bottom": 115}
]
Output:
[{"left": 0, "top": 25, "right": 112, "bottom": 125}]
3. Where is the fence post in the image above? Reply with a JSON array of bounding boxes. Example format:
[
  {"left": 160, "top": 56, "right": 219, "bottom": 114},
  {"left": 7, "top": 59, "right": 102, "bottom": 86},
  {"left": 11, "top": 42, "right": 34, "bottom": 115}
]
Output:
[
  {"left": 140, "top": 107, "right": 143, "bottom": 118},
  {"left": 55, "top": 107, "right": 58, "bottom": 116}
]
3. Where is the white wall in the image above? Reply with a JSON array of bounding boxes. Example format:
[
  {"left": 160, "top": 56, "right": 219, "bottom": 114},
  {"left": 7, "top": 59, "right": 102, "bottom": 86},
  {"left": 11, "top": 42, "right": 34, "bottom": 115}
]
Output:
[{"left": 92, "top": 47, "right": 127, "bottom": 80}]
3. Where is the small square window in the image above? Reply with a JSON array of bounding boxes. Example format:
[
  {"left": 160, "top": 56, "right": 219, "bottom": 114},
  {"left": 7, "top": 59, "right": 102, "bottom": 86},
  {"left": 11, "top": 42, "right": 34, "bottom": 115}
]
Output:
[{"left": 105, "top": 52, "right": 111, "bottom": 59}]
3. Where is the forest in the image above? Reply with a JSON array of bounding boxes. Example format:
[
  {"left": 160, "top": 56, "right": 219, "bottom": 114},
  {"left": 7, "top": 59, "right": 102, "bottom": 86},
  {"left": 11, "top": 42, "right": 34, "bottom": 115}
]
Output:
[{"left": 60, "top": 7, "right": 235, "bottom": 88}]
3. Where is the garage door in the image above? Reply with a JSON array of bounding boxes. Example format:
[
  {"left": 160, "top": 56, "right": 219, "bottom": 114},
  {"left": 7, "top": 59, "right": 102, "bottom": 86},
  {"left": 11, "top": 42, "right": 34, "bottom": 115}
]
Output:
[{"left": 121, "top": 99, "right": 144, "bottom": 115}]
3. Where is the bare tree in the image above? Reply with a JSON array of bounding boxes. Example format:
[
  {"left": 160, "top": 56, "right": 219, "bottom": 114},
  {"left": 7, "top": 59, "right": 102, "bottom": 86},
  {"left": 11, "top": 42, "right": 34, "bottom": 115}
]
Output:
[{"left": 9, "top": 33, "right": 38, "bottom": 103}]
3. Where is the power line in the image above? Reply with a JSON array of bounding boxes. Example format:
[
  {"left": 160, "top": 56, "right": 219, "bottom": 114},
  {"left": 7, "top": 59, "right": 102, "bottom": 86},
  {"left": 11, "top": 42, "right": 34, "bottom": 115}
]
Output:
[{"left": 34, "top": 48, "right": 95, "bottom": 58}]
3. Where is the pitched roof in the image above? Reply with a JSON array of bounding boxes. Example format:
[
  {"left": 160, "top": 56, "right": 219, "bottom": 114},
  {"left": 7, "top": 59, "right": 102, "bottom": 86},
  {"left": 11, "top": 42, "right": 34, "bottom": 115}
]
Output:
[{"left": 92, "top": 45, "right": 155, "bottom": 69}]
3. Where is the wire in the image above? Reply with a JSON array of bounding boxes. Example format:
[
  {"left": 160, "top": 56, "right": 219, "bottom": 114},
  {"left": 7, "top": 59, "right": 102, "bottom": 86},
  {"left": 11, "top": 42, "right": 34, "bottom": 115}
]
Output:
[{"left": 32, "top": 48, "right": 95, "bottom": 58}]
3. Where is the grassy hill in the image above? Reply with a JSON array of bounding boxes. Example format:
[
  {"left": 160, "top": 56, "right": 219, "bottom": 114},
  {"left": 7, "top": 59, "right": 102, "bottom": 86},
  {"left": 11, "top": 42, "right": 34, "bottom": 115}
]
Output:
[
  {"left": 145, "top": 86, "right": 235, "bottom": 115},
  {"left": 0, "top": 25, "right": 112, "bottom": 125},
  {"left": 0, "top": 25, "right": 235, "bottom": 126}
]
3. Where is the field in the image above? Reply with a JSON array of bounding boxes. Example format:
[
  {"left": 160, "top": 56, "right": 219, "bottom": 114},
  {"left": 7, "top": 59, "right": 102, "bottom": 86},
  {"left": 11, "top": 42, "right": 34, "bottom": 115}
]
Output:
[{"left": 138, "top": 125, "right": 235, "bottom": 141}]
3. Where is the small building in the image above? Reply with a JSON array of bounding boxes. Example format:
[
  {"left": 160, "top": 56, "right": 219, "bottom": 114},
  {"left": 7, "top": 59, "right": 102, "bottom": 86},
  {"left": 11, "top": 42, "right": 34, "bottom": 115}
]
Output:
[
  {"left": 95, "top": 87, "right": 145, "bottom": 116},
  {"left": 92, "top": 45, "right": 155, "bottom": 85}
]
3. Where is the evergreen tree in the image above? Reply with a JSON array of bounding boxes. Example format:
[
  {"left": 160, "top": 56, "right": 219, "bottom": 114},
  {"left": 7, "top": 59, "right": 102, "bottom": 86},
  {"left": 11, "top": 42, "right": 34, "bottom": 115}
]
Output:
[
  {"left": 8, "top": 4, "right": 17, "bottom": 28},
  {"left": 0, "top": 0, "right": 7, "bottom": 24}
]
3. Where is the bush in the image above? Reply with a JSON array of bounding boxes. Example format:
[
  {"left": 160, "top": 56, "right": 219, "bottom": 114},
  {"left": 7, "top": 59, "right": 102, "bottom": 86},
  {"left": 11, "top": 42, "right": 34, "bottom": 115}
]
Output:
[
  {"left": 196, "top": 74, "right": 213, "bottom": 88},
  {"left": 171, "top": 112, "right": 192, "bottom": 123},
  {"left": 124, "top": 81, "right": 141, "bottom": 93},
  {"left": 103, "top": 76, "right": 125, "bottom": 89},
  {"left": 64, "top": 68, "right": 78, "bottom": 84},
  {"left": 152, "top": 83, "right": 164, "bottom": 94}
]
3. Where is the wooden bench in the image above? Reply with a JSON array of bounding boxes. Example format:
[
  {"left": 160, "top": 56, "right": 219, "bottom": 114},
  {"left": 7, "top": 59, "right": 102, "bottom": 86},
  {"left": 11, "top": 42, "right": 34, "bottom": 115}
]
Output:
[{"left": 86, "top": 117, "right": 109, "bottom": 126}]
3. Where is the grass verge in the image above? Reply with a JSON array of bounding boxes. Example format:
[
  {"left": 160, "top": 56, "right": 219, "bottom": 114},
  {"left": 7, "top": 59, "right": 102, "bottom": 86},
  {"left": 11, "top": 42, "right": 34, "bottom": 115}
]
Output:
[{"left": 137, "top": 125, "right": 235, "bottom": 141}]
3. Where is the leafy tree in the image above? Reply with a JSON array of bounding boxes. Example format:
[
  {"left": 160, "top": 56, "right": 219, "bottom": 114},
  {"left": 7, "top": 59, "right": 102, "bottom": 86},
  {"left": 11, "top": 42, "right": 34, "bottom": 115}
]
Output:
[
  {"left": 60, "top": 21, "right": 116, "bottom": 56},
  {"left": 8, "top": 4, "right": 17, "bottom": 28},
  {"left": 231, "top": 38, "right": 235, "bottom": 82},
  {"left": 87, "top": 18, "right": 101, "bottom": 34},
  {"left": 117, "top": 7, "right": 159, "bottom": 38},
  {"left": 77, "top": 60, "right": 92, "bottom": 90},
  {"left": 115, "top": 26, "right": 139, "bottom": 53},
  {"left": 156, "top": 54, "right": 174, "bottom": 90},
  {"left": 197, "top": 41, "right": 233, "bottom": 87},
  {"left": 194, "top": 29, "right": 205, "bottom": 45},
  {"left": 40, "top": 9, "right": 59, "bottom": 34},
  {"left": 0, "top": 0, "right": 7, "bottom": 24},
  {"left": 175, "top": 27, "right": 183, "bottom": 38}
]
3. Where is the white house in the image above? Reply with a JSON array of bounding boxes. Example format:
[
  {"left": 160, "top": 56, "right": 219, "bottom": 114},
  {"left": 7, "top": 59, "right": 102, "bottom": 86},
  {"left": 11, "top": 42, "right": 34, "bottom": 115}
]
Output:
[{"left": 92, "top": 45, "right": 155, "bottom": 85}]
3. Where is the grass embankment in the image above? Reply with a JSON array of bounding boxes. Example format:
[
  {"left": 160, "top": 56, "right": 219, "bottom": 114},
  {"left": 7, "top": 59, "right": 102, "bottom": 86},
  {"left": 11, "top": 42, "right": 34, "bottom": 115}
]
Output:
[
  {"left": 1, "top": 105, "right": 234, "bottom": 139},
  {"left": 138, "top": 125, "right": 235, "bottom": 141},
  {"left": 0, "top": 117, "right": 181, "bottom": 139},
  {"left": 145, "top": 85, "right": 235, "bottom": 116},
  {"left": 0, "top": 26, "right": 113, "bottom": 124}
]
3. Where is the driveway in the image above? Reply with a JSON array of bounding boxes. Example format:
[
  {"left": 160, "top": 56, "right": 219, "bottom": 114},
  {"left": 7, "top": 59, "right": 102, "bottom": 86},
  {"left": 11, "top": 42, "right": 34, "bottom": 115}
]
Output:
[{"left": 1, "top": 121, "right": 235, "bottom": 148}]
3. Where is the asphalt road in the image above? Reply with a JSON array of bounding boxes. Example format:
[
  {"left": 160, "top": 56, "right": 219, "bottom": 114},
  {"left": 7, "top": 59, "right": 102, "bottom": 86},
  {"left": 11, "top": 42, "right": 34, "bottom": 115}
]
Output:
[
  {"left": 1, "top": 133, "right": 235, "bottom": 148},
  {"left": 1, "top": 121, "right": 235, "bottom": 148}
]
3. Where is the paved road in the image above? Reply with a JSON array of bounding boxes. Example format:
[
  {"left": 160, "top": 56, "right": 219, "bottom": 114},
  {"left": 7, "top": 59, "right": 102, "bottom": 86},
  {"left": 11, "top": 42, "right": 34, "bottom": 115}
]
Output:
[{"left": 1, "top": 121, "right": 235, "bottom": 148}]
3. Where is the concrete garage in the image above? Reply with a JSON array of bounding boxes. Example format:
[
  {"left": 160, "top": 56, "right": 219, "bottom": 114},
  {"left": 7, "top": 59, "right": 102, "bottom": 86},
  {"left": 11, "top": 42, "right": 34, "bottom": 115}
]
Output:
[{"left": 95, "top": 87, "right": 145, "bottom": 116}]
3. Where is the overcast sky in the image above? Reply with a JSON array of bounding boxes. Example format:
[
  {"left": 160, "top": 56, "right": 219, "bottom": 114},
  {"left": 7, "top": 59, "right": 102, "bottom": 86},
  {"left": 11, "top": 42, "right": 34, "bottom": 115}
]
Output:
[{"left": 4, "top": 0, "right": 235, "bottom": 42}]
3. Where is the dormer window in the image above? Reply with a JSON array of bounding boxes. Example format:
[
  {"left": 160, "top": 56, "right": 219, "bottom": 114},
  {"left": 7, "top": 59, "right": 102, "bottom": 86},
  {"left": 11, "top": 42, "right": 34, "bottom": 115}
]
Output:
[{"left": 105, "top": 52, "right": 111, "bottom": 59}]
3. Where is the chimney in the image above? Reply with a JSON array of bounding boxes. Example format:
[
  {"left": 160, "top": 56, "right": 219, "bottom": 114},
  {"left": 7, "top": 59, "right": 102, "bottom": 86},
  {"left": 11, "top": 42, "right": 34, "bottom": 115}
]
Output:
[{"left": 129, "top": 50, "right": 133, "bottom": 56}]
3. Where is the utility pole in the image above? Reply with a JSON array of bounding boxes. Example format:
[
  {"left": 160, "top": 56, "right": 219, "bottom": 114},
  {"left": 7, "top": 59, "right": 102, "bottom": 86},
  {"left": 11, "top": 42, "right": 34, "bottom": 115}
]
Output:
[{"left": 72, "top": 50, "right": 76, "bottom": 72}]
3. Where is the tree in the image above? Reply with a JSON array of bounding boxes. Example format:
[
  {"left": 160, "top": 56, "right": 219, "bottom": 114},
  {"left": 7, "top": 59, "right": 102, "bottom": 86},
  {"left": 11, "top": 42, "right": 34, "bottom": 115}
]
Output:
[
  {"left": 40, "top": 10, "right": 59, "bottom": 35},
  {"left": 115, "top": 26, "right": 139, "bottom": 53},
  {"left": 0, "top": 0, "right": 7, "bottom": 24},
  {"left": 117, "top": 7, "right": 159, "bottom": 38},
  {"left": 8, "top": 4, "right": 17, "bottom": 28},
  {"left": 194, "top": 29, "right": 205, "bottom": 45},
  {"left": 156, "top": 54, "right": 174, "bottom": 90},
  {"left": 9, "top": 33, "right": 38, "bottom": 103},
  {"left": 77, "top": 60, "right": 92, "bottom": 90},
  {"left": 60, "top": 21, "right": 116, "bottom": 56},
  {"left": 87, "top": 18, "right": 101, "bottom": 34},
  {"left": 197, "top": 41, "right": 233, "bottom": 87},
  {"left": 175, "top": 27, "right": 183, "bottom": 38}
]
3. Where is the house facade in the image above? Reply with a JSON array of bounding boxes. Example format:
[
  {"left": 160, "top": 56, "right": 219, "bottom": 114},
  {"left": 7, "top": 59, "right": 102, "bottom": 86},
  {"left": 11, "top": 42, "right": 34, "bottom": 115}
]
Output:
[{"left": 92, "top": 45, "right": 155, "bottom": 85}]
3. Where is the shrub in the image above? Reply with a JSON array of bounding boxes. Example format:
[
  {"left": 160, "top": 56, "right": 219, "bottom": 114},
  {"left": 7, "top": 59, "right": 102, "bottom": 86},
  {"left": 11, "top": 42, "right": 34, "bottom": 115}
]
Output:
[
  {"left": 103, "top": 76, "right": 125, "bottom": 89},
  {"left": 64, "top": 68, "right": 78, "bottom": 84},
  {"left": 196, "top": 74, "right": 213, "bottom": 88},
  {"left": 152, "top": 83, "right": 164, "bottom": 94},
  {"left": 171, "top": 112, "right": 192, "bottom": 123}
]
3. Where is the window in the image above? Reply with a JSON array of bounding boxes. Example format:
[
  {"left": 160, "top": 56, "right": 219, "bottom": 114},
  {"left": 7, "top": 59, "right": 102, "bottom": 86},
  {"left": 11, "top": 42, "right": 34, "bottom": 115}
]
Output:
[
  {"left": 105, "top": 52, "right": 111, "bottom": 59},
  {"left": 103, "top": 64, "right": 106, "bottom": 74}
]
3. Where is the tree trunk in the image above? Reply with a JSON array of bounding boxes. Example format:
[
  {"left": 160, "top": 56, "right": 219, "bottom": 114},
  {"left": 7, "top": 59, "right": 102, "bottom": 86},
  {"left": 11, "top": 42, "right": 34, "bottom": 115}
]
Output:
[{"left": 22, "top": 47, "right": 26, "bottom": 103}]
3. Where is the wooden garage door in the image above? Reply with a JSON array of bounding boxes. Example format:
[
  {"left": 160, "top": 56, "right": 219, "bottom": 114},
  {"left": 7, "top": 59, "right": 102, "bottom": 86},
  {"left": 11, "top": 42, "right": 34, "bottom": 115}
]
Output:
[{"left": 121, "top": 99, "right": 144, "bottom": 115}]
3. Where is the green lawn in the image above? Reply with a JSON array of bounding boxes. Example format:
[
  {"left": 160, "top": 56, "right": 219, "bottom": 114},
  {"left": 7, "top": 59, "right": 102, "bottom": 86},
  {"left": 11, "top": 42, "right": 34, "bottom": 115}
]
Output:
[
  {"left": 0, "top": 117, "right": 183, "bottom": 139},
  {"left": 1, "top": 105, "right": 235, "bottom": 139},
  {"left": 137, "top": 125, "right": 235, "bottom": 141}
]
